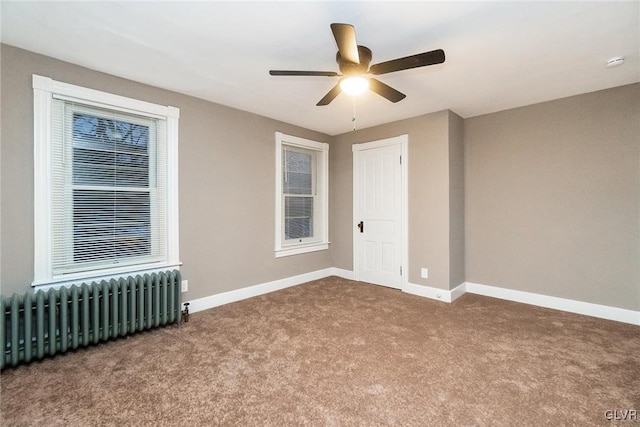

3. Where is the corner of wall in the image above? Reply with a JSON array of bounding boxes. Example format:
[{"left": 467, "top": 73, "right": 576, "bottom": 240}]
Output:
[{"left": 448, "top": 110, "right": 465, "bottom": 289}]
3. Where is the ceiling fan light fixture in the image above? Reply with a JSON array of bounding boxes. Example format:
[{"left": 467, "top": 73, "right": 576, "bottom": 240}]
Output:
[
  {"left": 269, "top": 23, "right": 444, "bottom": 106},
  {"left": 340, "top": 76, "right": 369, "bottom": 96}
]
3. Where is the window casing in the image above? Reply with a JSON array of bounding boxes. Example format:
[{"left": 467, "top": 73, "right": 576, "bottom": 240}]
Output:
[
  {"left": 32, "top": 75, "right": 180, "bottom": 287},
  {"left": 275, "top": 132, "right": 328, "bottom": 257}
]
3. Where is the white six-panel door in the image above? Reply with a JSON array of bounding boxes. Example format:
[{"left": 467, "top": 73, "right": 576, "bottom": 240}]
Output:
[{"left": 353, "top": 136, "right": 407, "bottom": 290}]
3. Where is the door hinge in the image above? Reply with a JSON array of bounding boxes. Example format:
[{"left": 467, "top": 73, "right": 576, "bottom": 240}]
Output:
[
  {"left": 400, "top": 155, "right": 402, "bottom": 164},
  {"left": 400, "top": 266, "right": 403, "bottom": 275}
]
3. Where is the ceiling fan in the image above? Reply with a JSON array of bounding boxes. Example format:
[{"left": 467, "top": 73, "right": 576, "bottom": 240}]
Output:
[{"left": 269, "top": 23, "right": 445, "bottom": 106}]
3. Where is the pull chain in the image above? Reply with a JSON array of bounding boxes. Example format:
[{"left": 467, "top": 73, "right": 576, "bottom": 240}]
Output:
[{"left": 352, "top": 97, "right": 357, "bottom": 131}]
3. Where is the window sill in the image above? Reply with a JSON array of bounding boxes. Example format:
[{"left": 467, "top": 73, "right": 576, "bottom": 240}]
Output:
[
  {"left": 31, "top": 262, "right": 182, "bottom": 291},
  {"left": 275, "top": 242, "right": 329, "bottom": 258}
]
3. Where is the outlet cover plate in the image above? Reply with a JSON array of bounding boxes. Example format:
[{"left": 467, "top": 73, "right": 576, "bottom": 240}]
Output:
[
  {"left": 421, "top": 268, "right": 429, "bottom": 279},
  {"left": 181, "top": 280, "right": 188, "bottom": 292}
]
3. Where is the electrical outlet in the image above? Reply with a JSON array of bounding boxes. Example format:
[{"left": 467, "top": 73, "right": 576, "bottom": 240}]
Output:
[
  {"left": 421, "top": 268, "right": 429, "bottom": 279},
  {"left": 181, "top": 280, "right": 188, "bottom": 293}
]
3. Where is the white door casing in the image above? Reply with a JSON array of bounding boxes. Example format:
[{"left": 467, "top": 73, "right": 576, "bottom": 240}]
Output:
[{"left": 352, "top": 135, "right": 408, "bottom": 290}]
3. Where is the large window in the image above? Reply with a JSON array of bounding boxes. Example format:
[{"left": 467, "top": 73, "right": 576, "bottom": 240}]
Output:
[
  {"left": 275, "top": 132, "right": 328, "bottom": 257},
  {"left": 33, "top": 75, "right": 180, "bottom": 287}
]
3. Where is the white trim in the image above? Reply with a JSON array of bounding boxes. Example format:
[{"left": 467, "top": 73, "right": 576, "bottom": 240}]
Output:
[
  {"left": 404, "top": 281, "right": 639, "bottom": 325},
  {"left": 400, "top": 140, "right": 408, "bottom": 292},
  {"left": 31, "top": 264, "right": 182, "bottom": 292},
  {"left": 274, "top": 242, "right": 329, "bottom": 258},
  {"left": 404, "top": 282, "right": 465, "bottom": 303},
  {"left": 275, "top": 131, "right": 327, "bottom": 152},
  {"left": 32, "top": 75, "right": 180, "bottom": 287},
  {"left": 166, "top": 107, "right": 180, "bottom": 267},
  {"left": 330, "top": 267, "right": 355, "bottom": 280},
  {"left": 188, "top": 267, "right": 353, "bottom": 313},
  {"left": 274, "top": 132, "right": 329, "bottom": 258},
  {"left": 33, "top": 81, "right": 53, "bottom": 283},
  {"left": 352, "top": 135, "right": 408, "bottom": 292},
  {"left": 450, "top": 282, "right": 466, "bottom": 302},
  {"left": 352, "top": 137, "right": 406, "bottom": 152},
  {"left": 185, "top": 269, "right": 638, "bottom": 326},
  {"left": 464, "top": 282, "right": 640, "bottom": 326},
  {"left": 33, "top": 75, "right": 178, "bottom": 118}
]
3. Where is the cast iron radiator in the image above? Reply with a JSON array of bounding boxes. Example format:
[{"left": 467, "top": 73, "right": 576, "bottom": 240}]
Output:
[{"left": 0, "top": 270, "right": 181, "bottom": 370}]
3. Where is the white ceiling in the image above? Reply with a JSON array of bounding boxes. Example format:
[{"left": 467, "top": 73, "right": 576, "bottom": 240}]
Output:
[{"left": 2, "top": 1, "right": 639, "bottom": 135}]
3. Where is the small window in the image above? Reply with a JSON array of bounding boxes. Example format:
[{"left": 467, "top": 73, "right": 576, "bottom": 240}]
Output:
[
  {"left": 32, "top": 75, "right": 180, "bottom": 287},
  {"left": 275, "top": 132, "right": 328, "bottom": 257}
]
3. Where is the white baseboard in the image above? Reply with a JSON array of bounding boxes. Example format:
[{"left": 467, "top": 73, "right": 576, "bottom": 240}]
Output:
[
  {"left": 464, "top": 282, "right": 640, "bottom": 326},
  {"left": 404, "top": 282, "right": 465, "bottom": 303},
  {"left": 188, "top": 267, "right": 354, "bottom": 314},
  {"left": 186, "top": 268, "right": 639, "bottom": 326},
  {"left": 450, "top": 282, "right": 466, "bottom": 302},
  {"left": 330, "top": 267, "right": 355, "bottom": 280}
]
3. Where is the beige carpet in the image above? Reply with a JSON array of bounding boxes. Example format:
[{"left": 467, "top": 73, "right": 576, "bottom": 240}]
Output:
[{"left": 1, "top": 276, "right": 639, "bottom": 426}]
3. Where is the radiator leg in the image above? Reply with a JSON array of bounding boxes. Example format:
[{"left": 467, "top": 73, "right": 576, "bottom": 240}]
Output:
[
  {"left": 91, "top": 285, "right": 100, "bottom": 344},
  {"left": 48, "top": 290, "right": 57, "bottom": 356},
  {"left": 168, "top": 272, "right": 176, "bottom": 324},
  {"left": 81, "top": 284, "right": 90, "bottom": 346},
  {"left": 119, "top": 278, "right": 127, "bottom": 337},
  {"left": 145, "top": 275, "right": 153, "bottom": 330},
  {"left": 10, "top": 295, "right": 20, "bottom": 366},
  {"left": 110, "top": 280, "right": 118, "bottom": 339},
  {"left": 153, "top": 274, "right": 160, "bottom": 328},
  {"left": 23, "top": 293, "right": 33, "bottom": 363},
  {"left": 160, "top": 273, "right": 168, "bottom": 326},
  {"left": 128, "top": 278, "right": 136, "bottom": 334},
  {"left": 101, "top": 281, "right": 109, "bottom": 341},
  {"left": 36, "top": 291, "right": 45, "bottom": 359},
  {"left": 137, "top": 276, "right": 144, "bottom": 332},
  {"left": 60, "top": 287, "right": 68, "bottom": 353},
  {"left": 0, "top": 296, "right": 5, "bottom": 369},
  {"left": 71, "top": 286, "right": 79, "bottom": 349}
]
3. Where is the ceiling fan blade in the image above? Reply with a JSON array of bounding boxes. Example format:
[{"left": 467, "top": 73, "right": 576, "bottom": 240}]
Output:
[
  {"left": 369, "top": 49, "right": 445, "bottom": 75},
  {"left": 368, "top": 78, "right": 406, "bottom": 103},
  {"left": 316, "top": 83, "right": 342, "bottom": 106},
  {"left": 330, "top": 23, "right": 360, "bottom": 64},
  {"left": 270, "top": 70, "right": 339, "bottom": 77}
]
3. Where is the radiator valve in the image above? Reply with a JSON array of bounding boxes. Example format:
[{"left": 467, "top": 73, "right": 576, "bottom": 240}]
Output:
[{"left": 182, "top": 302, "right": 190, "bottom": 323}]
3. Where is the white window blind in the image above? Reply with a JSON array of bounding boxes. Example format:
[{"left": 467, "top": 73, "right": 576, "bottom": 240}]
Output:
[
  {"left": 33, "top": 75, "right": 180, "bottom": 287},
  {"left": 50, "top": 100, "right": 167, "bottom": 275},
  {"left": 283, "top": 146, "right": 316, "bottom": 240},
  {"left": 275, "top": 132, "right": 328, "bottom": 258}
]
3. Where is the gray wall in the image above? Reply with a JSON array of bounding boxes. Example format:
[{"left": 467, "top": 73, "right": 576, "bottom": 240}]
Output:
[
  {"left": 2, "top": 43, "right": 638, "bottom": 313},
  {"left": 332, "top": 110, "right": 463, "bottom": 290},
  {"left": 465, "top": 84, "right": 640, "bottom": 311},
  {"left": 0, "top": 44, "right": 333, "bottom": 299},
  {"left": 448, "top": 111, "right": 465, "bottom": 288}
]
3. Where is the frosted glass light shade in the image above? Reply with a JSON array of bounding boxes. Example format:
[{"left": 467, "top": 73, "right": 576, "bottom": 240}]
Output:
[{"left": 340, "top": 76, "right": 369, "bottom": 96}]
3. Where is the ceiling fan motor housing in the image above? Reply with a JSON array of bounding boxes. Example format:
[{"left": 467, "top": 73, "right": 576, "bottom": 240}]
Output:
[{"left": 337, "top": 45, "right": 372, "bottom": 75}]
